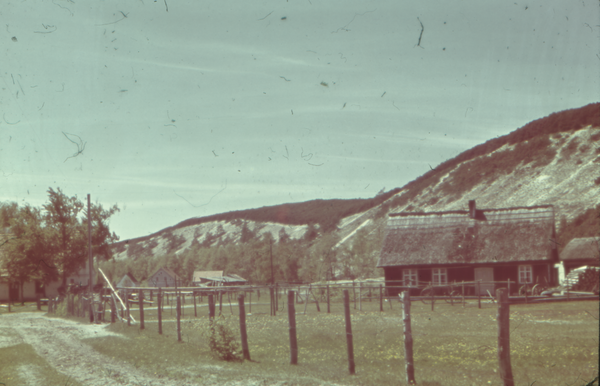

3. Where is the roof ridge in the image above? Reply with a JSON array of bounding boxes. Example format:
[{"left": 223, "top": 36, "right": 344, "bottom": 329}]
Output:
[{"left": 390, "top": 205, "right": 553, "bottom": 217}]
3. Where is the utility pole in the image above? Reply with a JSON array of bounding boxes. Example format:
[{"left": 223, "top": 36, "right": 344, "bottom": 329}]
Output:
[
  {"left": 270, "top": 238, "right": 274, "bottom": 285},
  {"left": 87, "top": 194, "right": 93, "bottom": 294}
]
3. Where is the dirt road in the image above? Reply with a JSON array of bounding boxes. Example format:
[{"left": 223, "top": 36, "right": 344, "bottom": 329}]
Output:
[{"left": 0, "top": 312, "right": 273, "bottom": 386}]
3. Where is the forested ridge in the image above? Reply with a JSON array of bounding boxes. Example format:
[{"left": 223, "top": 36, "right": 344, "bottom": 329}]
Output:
[
  {"left": 3, "top": 104, "right": 598, "bottom": 290},
  {"left": 101, "top": 103, "right": 600, "bottom": 287}
]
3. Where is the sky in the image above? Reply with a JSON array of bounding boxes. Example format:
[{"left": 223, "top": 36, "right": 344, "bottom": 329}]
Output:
[{"left": 1, "top": 0, "right": 598, "bottom": 241}]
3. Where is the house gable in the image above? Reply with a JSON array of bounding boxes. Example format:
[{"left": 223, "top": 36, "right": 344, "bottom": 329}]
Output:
[
  {"left": 116, "top": 273, "right": 139, "bottom": 288},
  {"left": 148, "top": 267, "right": 183, "bottom": 287}
]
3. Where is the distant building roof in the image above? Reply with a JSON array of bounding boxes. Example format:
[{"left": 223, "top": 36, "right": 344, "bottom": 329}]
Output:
[
  {"left": 150, "top": 267, "right": 182, "bottom": 281},
  {"left": 378, "top": 204, "right": 556, "bottom": 267},
  {"left": 560, "top": 237, "right": 600, "bottom": 261},
  {"left": 116, "top": 273, "right": 139, "bottom": 288},
  {"left": 193, "top": 270, "right": 223, "bottom": 282}
]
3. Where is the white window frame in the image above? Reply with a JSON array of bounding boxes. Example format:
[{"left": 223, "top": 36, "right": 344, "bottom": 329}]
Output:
[
  {"left": 518, "top": 265, "right": 533, "bottom": 284},
  {"left": 403, "top": 269, "right": 418, "bottom": 287},
  {"left": 432, "top": 268, "right": 448, "bottom": 285}
]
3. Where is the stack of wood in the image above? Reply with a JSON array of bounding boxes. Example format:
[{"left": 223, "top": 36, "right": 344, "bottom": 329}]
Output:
[{"left": 572, "top": 267, "right": 600, "bottom": 294}]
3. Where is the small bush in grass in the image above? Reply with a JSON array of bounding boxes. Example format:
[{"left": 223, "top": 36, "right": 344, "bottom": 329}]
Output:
[
  {"left": 209, "top": 317, "right": 242, "bottom": 362},
  {"left": 54, "top": 299, "right": 68, "bottom": 316}
]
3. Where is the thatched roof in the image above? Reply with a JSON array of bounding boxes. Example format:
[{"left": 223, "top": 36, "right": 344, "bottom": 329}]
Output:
[
  {"left": 377, "top": 205, "right": 556, "bottom": 267},
  {"left": 560, "top": 237, "right": 600, "bottom": 261}
]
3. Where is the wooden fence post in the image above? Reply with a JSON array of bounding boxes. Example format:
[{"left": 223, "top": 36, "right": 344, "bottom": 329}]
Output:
[
  {"left": 158, "top": 288, "right": 163, "bottom": 334},
  {"left": 238, "top": 294, "right": 250, "bottom": 361},
  {"left": 194, "top": 292, "right": 197, "bottom": 317},
  {"left": 496, "top": 289, "right": 514, "bottom": 386},
  {"left": 431, "top": 284, "right": 434, "bottom": 312},
  {"left": 176, "top": 294, "right": 182, "bottom": 342},
  {"left": 89, "top": 296, "right": 95, "bottom": 323},
  {"left": 311, "top": 288, "right": 320, "bottom": 312},
  {"left": 36, "top": 294, "right": 41, "bottom": 311},
  {"left": 353, "top": 282, "right": 356, "bottom": 310},
  {"left": 275, "top": 283, "right": 279, "bottom": 312},
  {"left": 380, "top": 285, "right": 383, "bottom": 312},
  {"left": 478, "top": 281, "right": 481, "bottom": 309},
  {"left": 111, "top": 296, "right": 116, "bottom": 323},
  {"left": 303, "top": 286, "right": 309, "bottom": 315},
  {"left": 359, "top": 283, "right": 362, "bottom": 311},
  {"left": 401, "top": 291, "right": 416, "bottom": 385},
  {"left": 208, "top": 294, "right": 215, "bottom": 320},
  {"left": 343, "top": 290, "right": 355, "bottom": 375},
  {"left": 288, "top": 291, "right": 298, "bottom": 365},
  {"left": 327, "top": 285, "right": 330, "bottom": 314},
  {"left": 462, "top": 281, "right": 465, "bottom": 307},
  {"left": 249, "top": 291, "right": 252, "bottom": 314},
  {"left": 139, "top": 290, "right": 145, "bottom": 330},
  {"left": 218, "top": 291, "right": 223, "bottom": 316},
  {"left": 270, "top": 287, "right": 276, "bottom": 316},
  {"left": 126, "top": 291, "right": 131, "bottom": 326}
]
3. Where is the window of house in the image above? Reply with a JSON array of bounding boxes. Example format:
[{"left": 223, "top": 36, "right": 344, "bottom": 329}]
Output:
[
  {"left": 518, "top": 265, "right": 533, "bottom": 284},
  {"left": 403, "top": 269, "right": 418, "bottom": 287},
  {"left": 432, "top": 268, "right": 448, "bottom": 285}
]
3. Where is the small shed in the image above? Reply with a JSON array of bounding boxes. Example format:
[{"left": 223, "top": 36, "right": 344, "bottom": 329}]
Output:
[
  {"left": 559, "top": 237, "right": 600, "bottom": 275},
  {"left": 193, "top": 271, "right": 246, "bottom": 287},
  {"left": 116, "top": 273, "right": 139, "bottom": 289},
  {"left": 377, "top": 201, "right": 558, "bottom": 296},
  {"left": 219, "top": 274, "right": 247, "bottom": 286},
  {"left": 192, "top": 270, "right": 223, "bottom": 286},
  {"left": 148, "top": 267, "right": 183, "bottom": 288}
]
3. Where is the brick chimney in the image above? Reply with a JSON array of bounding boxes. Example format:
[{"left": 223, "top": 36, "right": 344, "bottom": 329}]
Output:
[{"left": 468, "top": 200, "right": 476, "bottom": 219}]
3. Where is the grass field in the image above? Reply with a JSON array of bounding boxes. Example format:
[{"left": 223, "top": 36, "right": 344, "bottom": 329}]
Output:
[{"left": 76, "top": 296, "right": 599, "bottom": 386}]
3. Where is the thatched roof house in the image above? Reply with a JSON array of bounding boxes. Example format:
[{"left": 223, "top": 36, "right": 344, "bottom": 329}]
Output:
[
  {"left": 377, "top": 201, "right": 558, "bottom": 296},
  {"left": 560, "top": 237, "right": 600, "bottom": 273}
]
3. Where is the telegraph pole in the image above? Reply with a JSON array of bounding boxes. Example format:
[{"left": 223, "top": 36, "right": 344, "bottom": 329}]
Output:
[
  {"left": 270, "top": 238, "right": 274, "bottom": 284},
  {"left": 87, "top": 194, "right": 93, "bottom": 294}
]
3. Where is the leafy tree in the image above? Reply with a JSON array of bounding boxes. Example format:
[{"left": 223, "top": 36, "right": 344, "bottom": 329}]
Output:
[
  {"left": 43, "top": 187, "right": 119, "bottom": 285},
  {"left": 1, "top": 204, "right": 54, "bottom": 301}
]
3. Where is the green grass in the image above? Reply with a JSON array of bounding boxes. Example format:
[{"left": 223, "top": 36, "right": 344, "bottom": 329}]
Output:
[
  {"left": 82, "top": 298, "right": 599, "bottom": 385},
  {"left": 0, "top": 342, "right": 82, "bottom": 386}
]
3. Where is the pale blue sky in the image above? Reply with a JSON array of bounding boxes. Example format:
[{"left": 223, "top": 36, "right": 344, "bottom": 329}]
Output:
[{"left": 1, "top": 0, "right": 598, "bottom": 240}]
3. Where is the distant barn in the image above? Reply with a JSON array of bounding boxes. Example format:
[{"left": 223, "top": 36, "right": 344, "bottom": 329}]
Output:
[
  {"left": 377, "top": 201, "right": 558, "bottom": 296},
  {"left": 148, "top": 267, "right": 183, "bottom": 288}
]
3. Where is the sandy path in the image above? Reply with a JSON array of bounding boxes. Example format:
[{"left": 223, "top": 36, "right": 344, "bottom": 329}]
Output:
[{"left": 1, "top": 312, "right": 206, "bottom": 386}]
